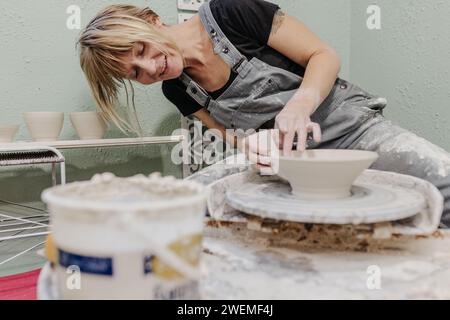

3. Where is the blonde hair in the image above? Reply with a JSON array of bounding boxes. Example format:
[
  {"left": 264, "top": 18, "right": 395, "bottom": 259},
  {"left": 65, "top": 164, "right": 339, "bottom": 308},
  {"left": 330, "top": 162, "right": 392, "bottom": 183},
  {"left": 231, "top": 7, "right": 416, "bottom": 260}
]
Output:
[{"left": 78, "top": 4, "right": 178, "bottom": 134}]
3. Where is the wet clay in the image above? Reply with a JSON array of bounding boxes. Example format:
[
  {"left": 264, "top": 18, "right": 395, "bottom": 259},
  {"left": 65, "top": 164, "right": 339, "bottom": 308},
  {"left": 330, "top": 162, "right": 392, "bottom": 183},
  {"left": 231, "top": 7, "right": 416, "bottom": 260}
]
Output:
[{"left": 277, "top": 150, "right": 378, "bottom": 200}]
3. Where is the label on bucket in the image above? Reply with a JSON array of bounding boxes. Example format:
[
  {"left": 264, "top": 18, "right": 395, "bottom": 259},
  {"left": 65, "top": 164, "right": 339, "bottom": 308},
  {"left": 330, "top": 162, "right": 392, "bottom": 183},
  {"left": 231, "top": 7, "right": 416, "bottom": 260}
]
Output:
[
  {"left": 147, "top": 233, "right": 202, "bottom": 300},
  {"left": 150, "top": 234, "right": 202, "bottom": 280},
  {"left": 153, "top": 280, "right": 200, "bottom": 300},
  {"left": 55, "top": 234, "right": 203, "bottom": 299},
  {"left": 58, "top": 249, "right": 113, "bottom": 276}
]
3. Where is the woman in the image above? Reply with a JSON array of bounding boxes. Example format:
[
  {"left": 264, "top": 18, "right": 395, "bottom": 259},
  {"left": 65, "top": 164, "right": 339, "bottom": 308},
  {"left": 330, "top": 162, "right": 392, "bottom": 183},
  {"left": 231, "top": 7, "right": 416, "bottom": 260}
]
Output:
[{"left": 78, "top": 0, "right": 450, "bottom": 227}]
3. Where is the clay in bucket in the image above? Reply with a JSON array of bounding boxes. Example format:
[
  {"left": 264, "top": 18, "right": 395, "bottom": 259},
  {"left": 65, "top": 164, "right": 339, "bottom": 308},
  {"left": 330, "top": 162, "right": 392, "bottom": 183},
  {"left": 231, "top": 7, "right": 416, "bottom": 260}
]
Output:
[
  {"left": 277, "top": 150, "right": 379, "bottom": 200},
  {"left": 42, "top": 172, "right": 207, "bottom": 300}
]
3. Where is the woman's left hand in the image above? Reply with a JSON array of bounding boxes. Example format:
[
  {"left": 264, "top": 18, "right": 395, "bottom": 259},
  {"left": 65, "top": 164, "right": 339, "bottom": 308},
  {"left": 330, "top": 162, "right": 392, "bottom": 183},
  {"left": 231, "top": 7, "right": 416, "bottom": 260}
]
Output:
[{"left": 275, "top": 101, "right": 322, "bottom": 155}]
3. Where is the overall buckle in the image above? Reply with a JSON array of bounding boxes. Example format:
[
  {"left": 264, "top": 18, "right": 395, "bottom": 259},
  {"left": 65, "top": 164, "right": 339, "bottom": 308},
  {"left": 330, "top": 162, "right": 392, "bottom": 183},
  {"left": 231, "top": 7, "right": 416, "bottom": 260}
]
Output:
[{"left": 232, "top": 58, "right": 246, "bottom": 73}]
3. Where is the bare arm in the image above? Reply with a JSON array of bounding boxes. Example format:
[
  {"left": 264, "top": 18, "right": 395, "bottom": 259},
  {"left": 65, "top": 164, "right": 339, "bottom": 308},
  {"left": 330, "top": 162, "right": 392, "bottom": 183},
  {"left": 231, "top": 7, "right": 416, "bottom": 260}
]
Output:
[
  {"left": 192, "top": 109, "right": 276, "bottom": 169},
  {"left": 268, "top": 11, "right": 341, "bottom": 114},
  {"left": 192, "top": 109, "right": 238, "bottom": 147},
  {"left": 267, "top": 10, "right": 341, "bottom": 153}
]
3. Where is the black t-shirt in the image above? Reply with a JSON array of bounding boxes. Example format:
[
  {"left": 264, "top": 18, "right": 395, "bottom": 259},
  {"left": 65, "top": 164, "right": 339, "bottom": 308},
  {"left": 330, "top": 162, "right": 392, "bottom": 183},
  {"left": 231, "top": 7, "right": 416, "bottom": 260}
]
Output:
[{"left": 162, "top": 0, "right": 306, "bottom": 117}]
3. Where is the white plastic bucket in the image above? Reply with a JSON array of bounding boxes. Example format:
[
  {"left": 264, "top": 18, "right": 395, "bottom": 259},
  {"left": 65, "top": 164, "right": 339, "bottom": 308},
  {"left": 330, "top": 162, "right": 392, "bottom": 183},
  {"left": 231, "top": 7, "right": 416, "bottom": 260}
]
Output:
[{"left": 42, "top": 173, "right": 207, "bottom": 300}]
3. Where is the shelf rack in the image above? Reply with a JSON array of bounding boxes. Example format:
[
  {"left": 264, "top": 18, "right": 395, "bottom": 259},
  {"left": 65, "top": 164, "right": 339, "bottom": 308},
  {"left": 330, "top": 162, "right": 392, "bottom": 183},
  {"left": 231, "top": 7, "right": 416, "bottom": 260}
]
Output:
[{"left": 0, "top": 135, "right": 185, "bottom": 268}]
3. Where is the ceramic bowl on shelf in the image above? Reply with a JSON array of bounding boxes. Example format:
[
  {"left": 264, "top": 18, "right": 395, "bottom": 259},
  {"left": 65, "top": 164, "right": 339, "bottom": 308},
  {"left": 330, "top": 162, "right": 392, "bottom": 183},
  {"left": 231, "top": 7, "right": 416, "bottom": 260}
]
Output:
[
  {"left": 70, "top": 112, "right": 107, "bottom": 140},
  {"left": 0, "top": 124, "right": 20, "bottom": 143},
  {"left": 277, "top": 149, "right": 379, "bottom": 200},
  {"left": 23, "top": 112, "right": 64, "bottom": 142}
]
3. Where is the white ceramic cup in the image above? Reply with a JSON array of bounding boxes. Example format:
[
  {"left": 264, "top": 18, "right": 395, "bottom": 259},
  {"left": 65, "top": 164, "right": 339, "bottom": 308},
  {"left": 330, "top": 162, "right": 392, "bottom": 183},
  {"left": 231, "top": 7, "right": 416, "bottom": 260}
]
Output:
[
  {"left": 70, "top": 112, "right": 107, "bottom": 140},
  {"left": 0, "top": 124, "right": 20, "bottom": 143},
  {"left": 23, "top": 112, "right": 64, "bottom": 142}
]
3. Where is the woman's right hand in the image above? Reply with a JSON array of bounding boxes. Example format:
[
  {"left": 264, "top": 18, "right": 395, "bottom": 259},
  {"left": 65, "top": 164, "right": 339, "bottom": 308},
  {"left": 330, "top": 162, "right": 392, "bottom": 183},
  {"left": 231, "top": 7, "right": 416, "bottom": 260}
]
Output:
[{"left": 237, "top": 130, "right": 281, "bottom": 175}]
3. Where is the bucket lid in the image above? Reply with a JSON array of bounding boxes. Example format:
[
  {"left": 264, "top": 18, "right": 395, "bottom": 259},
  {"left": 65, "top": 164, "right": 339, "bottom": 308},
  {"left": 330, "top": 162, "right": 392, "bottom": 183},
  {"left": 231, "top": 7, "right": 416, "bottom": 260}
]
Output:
[{"left": 42, "top": 172, "right": 207, "bottom": 212}]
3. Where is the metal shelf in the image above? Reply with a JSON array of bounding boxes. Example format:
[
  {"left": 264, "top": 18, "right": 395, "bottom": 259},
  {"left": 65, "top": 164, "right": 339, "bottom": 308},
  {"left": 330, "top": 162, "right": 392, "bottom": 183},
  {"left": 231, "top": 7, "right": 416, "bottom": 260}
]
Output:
[
  {"left": 0, "top": 135, "right": 186, "bottom": 269},
  {"left": 0, "top": 135, "right": 185, "bottom": 150},
  {"left": 0, "top": 200, "right": 49, "bottom": 269}
]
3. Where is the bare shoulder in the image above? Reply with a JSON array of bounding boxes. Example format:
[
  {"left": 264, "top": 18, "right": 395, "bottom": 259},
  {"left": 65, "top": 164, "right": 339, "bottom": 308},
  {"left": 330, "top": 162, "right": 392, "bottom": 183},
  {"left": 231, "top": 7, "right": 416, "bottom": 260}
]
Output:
[{"left": 271, "top": 9, "right": 286, "bottom": 36}]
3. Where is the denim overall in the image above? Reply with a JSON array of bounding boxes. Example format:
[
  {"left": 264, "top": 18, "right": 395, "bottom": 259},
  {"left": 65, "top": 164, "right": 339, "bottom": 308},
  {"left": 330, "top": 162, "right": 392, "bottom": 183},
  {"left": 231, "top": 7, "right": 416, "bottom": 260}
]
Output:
[
  {"left": 179, "top": 2, "right": 450, "bottom": 227},
  {"left": 180, "top": 2, "right": 387, "bottom": 147}
]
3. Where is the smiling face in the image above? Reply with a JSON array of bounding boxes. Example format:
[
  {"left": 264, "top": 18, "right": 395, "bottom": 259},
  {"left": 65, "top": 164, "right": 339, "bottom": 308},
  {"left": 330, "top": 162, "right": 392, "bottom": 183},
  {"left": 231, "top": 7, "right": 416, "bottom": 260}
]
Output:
[
  {"left": 120, "top": 40, "right": 184, "bottom": 85},
  {"left": 78, "top": 4, "right": 185, "bottom": 133}
]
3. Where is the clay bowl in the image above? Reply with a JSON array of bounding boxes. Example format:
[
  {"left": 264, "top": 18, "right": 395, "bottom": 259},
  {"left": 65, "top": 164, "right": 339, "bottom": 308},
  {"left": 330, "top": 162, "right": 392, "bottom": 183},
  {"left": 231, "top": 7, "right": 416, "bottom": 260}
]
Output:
[
  {"left": 0, "top": 124, "right": 20, "bottom": 143},
  {"left": 277, "top": 150, "right": 379, "bottom": 200},
  {"left": 23, "top": 112, "right": 64, "bottom": 142},
  {"left": 70, "top": 112, "right": 106, "bottom": 140}
]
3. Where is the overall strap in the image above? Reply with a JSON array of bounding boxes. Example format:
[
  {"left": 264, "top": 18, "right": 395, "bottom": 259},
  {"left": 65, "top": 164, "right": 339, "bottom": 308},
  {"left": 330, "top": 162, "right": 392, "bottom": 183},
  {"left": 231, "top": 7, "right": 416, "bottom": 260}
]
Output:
[
  {"left": 198, "top": 2, "right": 247, "bottom": 73},
  {"left": 179, "top": 72, "right": 211, "bottom": 108},
  {"left": 179, "top": 2, "right": 248, "bottom": 108}
]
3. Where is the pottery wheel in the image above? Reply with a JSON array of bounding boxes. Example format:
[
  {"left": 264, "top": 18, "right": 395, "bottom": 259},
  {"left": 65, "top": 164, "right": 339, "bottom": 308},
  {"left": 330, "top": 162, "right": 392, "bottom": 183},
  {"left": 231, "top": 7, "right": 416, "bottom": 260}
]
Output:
[{"left": 225, "top": 175, "right": 427, "bottom": 225}]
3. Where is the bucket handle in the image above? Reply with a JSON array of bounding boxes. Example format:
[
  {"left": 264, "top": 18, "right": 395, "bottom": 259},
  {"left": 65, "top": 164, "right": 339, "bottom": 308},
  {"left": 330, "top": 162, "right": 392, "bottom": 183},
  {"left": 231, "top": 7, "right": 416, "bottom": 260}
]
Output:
[{"left": 114, "top": 216, "right": 202, "bottom": 281}]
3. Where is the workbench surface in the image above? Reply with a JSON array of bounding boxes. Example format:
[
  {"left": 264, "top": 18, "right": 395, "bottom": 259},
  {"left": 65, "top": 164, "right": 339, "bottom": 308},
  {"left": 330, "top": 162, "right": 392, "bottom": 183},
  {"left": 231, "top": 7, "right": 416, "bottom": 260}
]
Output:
[{"left": 201, "top": 224, "right": 450, "bottom": 299}]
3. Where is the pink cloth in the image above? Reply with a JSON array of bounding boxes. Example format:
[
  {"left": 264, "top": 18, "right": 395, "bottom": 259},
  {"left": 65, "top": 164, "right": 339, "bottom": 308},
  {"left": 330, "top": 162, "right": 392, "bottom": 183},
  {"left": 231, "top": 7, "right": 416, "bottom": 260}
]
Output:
[{"left": 0, "top": 269, "right": 41, "bottom": 300}]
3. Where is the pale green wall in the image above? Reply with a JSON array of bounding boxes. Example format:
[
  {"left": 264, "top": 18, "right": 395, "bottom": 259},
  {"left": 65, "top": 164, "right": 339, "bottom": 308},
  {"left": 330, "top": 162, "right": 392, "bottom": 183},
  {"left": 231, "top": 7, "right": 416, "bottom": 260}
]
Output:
[
  {"left": 279, "top": 0, "right": 450, "bottom": 150},
  {"left": 0, "top": 0, "right": 181, "bottom": 144},
  {"left": 0, "top": 0, "right": 182, "bottom": 201},
  {"left": 349, "top": 0, "right": 450, "bottom": 150},
  {"left": 274, "top": 0, "right": 352, "bottom": 79}
]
